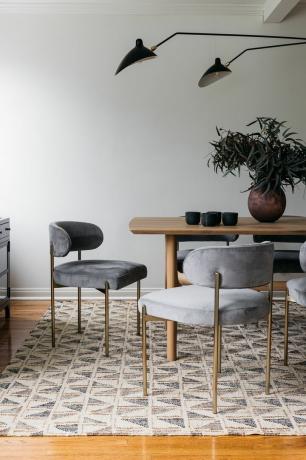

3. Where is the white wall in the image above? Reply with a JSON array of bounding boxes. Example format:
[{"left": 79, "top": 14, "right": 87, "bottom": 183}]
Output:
[{"left": 0, "top": 9, "right": 306, "bottom": 297}]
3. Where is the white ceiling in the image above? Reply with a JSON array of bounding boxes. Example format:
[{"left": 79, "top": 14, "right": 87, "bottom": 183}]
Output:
[{"left": 0, "top": 0, "right": 305, "bottom": 20}]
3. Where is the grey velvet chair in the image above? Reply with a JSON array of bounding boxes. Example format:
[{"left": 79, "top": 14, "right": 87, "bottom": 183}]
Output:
[
  {"left": 177, "top": 234, "right": 239, "bottom": 284},
  {"left": 284, "top": 241, "right": 306, "bottom": 365},
  {"left": 253, "top": 234, "right": 306, "bottom": 277},
  {"left": 49, "top": 221, "right": 147, "bottom": 355},
  {"left": 139, "top": 242, "right": 274, "bottom": 413}
]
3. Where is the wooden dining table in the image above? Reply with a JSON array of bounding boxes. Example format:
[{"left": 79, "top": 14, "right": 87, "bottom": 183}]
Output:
[{"left": 129, "top": 215, "right": 306, "bottom": 361}]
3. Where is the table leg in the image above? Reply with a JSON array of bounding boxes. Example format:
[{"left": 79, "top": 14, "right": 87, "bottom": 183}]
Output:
[{"left": 165, "top": 235, "right": 178, "bottom": 361}]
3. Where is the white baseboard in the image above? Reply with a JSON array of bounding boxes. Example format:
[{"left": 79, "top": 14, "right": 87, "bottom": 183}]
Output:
[
  {"left": 10, "top": 287, "right": 162, "bottom": 300},
  {"left": 11, "top": 287, "right": 285, "bottom": 301}
]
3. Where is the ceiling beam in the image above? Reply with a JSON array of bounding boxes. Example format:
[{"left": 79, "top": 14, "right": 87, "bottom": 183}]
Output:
[{"left": 264, "top": 0, "right": 300, "bottom": 22}]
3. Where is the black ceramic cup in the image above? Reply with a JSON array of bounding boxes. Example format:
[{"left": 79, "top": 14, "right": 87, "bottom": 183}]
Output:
[
  {"left": 185, "top": 211, "right": 201, "bottom": 225},
  {"left": 201, "top": 212, "right": 219, "bottom": 227},
  {"left": 222, "top": 212, "right": 238, "bottom": 226},
  {"left": 207, "top": 211, "right": 221, "bottom": 225}
]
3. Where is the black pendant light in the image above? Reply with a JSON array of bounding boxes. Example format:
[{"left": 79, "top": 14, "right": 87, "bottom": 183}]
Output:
[
  {"left": 198, "top": 58, "right": 231, "bottom": 87},
  {"left": 115, "top": 39, "right": 157, "bottom": 75},
  {"left": 116, "top": 31, "right": 306, "bottom": 88}
]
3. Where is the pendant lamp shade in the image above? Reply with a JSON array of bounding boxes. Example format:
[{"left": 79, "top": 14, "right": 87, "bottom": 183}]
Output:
[
  {"left": 116, "top": 34, "right": 306, "bottom": 87},
  {"left": 115, "top": 39, "right": 157, "bottom": 75},
  {"left": 198, "top": 58, "right": 231, "bottom": 87}
]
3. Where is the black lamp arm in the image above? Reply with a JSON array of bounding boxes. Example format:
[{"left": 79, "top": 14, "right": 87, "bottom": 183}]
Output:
[
  {"left": 152, "top": 31, "right": 306, "bottom": 51},
  {"left": 227, "top": 40, "right": 306, "bottom": 66}
]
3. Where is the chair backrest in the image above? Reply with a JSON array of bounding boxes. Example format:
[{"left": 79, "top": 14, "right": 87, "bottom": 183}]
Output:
[
  {"left": 253, "top": 234, "right": 306, "bottom": 244},
  {"left": 49, "top": 221, "right": 103, "bottom": 257},
  {"left": 177, "top": 234, "right": 239, "bottom": 244},
  {"left": 299, "top": 242, "right": 306, "bottom": 271},
  {"left": 253, "top": 216, "right": 306, "bottom": 244},
  {"left": 183, "top": 242, "right": 274, "bottom": 289}
]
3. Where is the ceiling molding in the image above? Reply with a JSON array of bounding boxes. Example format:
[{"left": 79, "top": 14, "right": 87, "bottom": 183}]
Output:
[
  {"left": 0, "top": 1, "right": 265, "bottom": 16},
  {"left": 0, "top": 1, "right": 305, "bottom": 17}
]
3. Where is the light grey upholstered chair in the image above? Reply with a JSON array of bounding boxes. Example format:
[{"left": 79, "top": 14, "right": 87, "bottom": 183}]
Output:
[
  {"left": 177, "top": 234, "right": 239, "bottom": 285},
  {"left": 140, "top": 242, "right": 274, "bottom": 413},
  {"left": 253, "top": 233, "right": 305, "bottom": 278},
  {"left": 177, "top": 234, "right": 239, "bottom": 273},
  {"left": 284, "top": 241, "right": 306, "bottom": 365},
  {"left": 49, "top": 221, "right": 147, "bottom": 355}
]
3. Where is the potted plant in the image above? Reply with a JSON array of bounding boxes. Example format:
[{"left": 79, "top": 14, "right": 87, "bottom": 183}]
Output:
[{"left": 208, "top": 117, "right": 306, "bottom": 222}]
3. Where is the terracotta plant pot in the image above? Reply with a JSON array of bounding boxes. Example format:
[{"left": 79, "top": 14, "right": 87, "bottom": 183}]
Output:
[{"left": 248, "top": 187, "right": 286, "bottom": 223}]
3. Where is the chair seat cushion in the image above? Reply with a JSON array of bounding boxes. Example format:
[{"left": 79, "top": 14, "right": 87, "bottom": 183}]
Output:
[
  {"left": 274, "top": 250, "right": 302, "bottom": 273},
  {"left": 54, "top": 260, "right": 147, "bottom": 290},
  {"left": 139, "top": 285, "right": 269, "bottom": 326},
  {"left": 287, "top": 277, "right": 306, "bottom": 305}
]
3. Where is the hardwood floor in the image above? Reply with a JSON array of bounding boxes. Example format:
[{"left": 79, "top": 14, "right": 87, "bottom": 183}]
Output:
[{"left": 0, "top": 300, "right": 305, "bottom": 459}]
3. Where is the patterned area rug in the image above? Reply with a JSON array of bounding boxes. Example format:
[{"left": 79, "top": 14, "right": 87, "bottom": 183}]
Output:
[{"left": 0, "top": 299, "right": 306, "bottom": 436}]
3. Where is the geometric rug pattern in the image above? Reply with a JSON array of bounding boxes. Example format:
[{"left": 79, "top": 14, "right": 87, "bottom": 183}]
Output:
[{"left": 0, "top": 299, "right": 306, "bottom": 436}]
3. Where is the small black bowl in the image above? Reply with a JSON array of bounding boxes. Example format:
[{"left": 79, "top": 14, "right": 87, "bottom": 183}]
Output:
[
  {"left": 207, "top": 211, "right": 221, "bottom": 225},
  {"left": 222, "top": 212, "right": 238, "bottom": 226},
  {"left": 201, "top": 212, "right": 220, "bottom": 227},
  {"left": 185, "top": 211, "right": 201, "bottom": 225}
]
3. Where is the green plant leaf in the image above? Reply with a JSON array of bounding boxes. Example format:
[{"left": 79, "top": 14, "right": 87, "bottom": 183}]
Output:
[{"left": 208, "top": 117, "right": 306, "bottom": 194}]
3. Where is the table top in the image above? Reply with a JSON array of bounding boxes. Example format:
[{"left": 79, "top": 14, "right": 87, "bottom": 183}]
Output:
[{"left": 129, "top": 216, "right": 306, "bottom": 235}]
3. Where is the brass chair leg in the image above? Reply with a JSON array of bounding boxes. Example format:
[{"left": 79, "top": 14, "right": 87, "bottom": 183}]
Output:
[
  {"left": 284, "top": 289, "right": 289, "bottom": 366},
  {"left": 218, "top": 325, "right": 222, "bottom": 373},
  {"left": 137, "top": 280, "right": 141, "bottom": 336},
  {"left": 77, "top": 287, "right": 82, "bottom": 334},
  {"left": 265, "top": 309, "right": 272, "bottom": 395},
  {"left": 212, "top": 272, "right": 221, "bottom": 414},
  {"left": 104, "top": 283, "right": 109, "bottom": 357},
  {"left": 50, "top": 252, "right": 55, "bottom": 348},
  {"left": 77, "top": 250, "right": 82, "bottom": 334},
  {"left": 142, "top": 306, "right": 148, "bottom": 396},
  {"left": 51, "top": 280, "right": 55, "bottom": 348},
  {"left": 212, "top": 319, "right": 220, "bottom": 413}
]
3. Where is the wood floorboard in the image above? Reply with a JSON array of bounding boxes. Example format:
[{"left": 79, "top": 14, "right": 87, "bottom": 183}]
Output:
[{"left": 0, "top": 300, "right": 304, "bottom": 459}]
